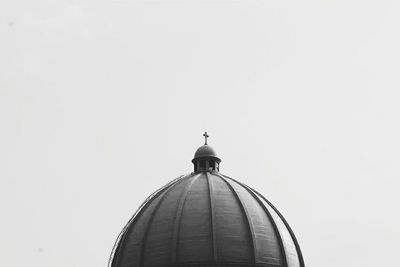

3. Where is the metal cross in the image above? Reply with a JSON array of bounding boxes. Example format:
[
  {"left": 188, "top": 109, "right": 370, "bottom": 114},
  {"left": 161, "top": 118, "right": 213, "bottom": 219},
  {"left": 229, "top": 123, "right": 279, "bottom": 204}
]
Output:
[{"left": 203, "top": 132, "right": 209, "bottom": 145}]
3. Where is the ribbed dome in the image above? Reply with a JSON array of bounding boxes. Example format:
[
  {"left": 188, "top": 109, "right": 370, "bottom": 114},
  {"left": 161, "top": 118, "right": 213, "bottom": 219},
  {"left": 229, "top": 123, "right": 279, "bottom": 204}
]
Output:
[{"left": 110, "top": 173, "right": 304, "bottom": 267}]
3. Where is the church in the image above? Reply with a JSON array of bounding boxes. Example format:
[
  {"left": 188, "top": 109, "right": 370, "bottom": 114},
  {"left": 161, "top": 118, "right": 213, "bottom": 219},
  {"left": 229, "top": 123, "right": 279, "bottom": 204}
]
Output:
[{"left": 109, "top": 133, "right": 305, "bottom": 267}]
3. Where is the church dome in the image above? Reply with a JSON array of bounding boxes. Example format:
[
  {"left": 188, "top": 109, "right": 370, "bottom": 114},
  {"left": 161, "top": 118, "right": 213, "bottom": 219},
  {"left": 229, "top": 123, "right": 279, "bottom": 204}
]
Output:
[{"left": 110, "top": 135, "right": 304, "bottom": 267}]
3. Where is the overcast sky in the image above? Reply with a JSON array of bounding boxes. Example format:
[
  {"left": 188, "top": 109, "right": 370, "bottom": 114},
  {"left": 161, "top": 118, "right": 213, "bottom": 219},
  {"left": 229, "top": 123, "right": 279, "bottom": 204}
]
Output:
[{"left": 1, "top": 1, "right": 400, "bottom": 266}]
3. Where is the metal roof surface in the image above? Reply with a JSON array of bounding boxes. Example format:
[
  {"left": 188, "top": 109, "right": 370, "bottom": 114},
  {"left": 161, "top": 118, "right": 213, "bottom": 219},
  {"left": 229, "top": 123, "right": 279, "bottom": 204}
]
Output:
[{"left": 110, "top": 172, "right": 304, "bottom": 267}]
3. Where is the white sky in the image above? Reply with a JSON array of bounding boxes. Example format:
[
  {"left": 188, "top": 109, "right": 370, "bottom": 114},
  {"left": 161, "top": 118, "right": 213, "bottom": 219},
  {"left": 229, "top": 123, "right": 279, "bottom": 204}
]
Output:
[{"left": 1, "top": 1, "right": 400, "bottom": 266}]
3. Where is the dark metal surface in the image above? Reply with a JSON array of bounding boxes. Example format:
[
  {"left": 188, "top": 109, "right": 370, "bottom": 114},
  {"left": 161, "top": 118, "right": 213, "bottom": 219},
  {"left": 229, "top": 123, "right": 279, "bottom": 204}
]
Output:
[
  {"left": 111, "top": 172, "right": 305, "bottom": 267},
  {"left": 194, "top": 145, "right": 219, "bottom": 159},
  {"left": 217, "top": 174, "right": 256, "bottom": 264},
  {"left": 206, "top": 173, "right": 218, "bottom": 261},
  {"left": 221, "top": 175, "right": 286, "bottom": 267}
]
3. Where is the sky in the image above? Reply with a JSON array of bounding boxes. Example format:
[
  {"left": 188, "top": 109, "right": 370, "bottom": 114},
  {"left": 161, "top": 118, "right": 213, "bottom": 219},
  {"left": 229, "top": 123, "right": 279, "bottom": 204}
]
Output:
[{"left": 1, "top": 1, "right": 400, "bottom": 266}]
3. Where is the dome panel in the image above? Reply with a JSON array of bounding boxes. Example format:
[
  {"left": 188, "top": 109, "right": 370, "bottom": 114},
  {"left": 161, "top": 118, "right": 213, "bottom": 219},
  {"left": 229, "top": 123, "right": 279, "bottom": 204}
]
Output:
[
  {"left": 177, "top": 174, "right": 213, "bottom": 262},
  {"left": 253, "top": 189, "right": 301, "bottom": 267},
  {"left": 222, "top": 176, "right": 282, "bottom": 266},
  {"left": 144, "top": 177, "right": 193, "bottom": 266},
  {"left": 210, "top": 174, "right": 252, "bottom": 263},
  {"left": 117, "top": 187, "right": 170, "bottom": 267}
]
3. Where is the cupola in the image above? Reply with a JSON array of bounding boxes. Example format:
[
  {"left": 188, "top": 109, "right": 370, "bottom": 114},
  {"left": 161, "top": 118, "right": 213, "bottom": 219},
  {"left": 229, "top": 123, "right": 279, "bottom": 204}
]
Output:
[{"left": 192, "top": 132, "right": 221, "bottom": 172}]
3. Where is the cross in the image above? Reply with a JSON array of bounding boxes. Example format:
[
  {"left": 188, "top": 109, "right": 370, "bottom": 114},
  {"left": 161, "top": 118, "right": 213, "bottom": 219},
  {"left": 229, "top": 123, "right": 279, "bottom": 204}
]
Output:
[{"left": 203, "top": 132, "right": 209, "bottom": 145}]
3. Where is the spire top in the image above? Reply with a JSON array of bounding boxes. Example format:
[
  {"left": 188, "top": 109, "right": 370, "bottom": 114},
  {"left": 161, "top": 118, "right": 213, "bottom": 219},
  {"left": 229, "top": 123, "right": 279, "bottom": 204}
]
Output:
[{"left": 203, "top": 132, "right": 209, "bottom": 145}]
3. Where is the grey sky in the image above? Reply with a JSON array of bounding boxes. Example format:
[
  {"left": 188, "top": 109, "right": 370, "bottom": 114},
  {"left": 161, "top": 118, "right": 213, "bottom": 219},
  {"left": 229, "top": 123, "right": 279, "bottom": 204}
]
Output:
[{"left": 1, "top": 1, "right": 399, "bottom": 266}]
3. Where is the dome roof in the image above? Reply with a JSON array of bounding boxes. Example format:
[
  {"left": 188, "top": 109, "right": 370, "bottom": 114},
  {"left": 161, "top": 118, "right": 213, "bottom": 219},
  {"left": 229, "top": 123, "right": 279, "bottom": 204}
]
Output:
[
  {"left": 110, "top": 172, "right": 304, "bottom": 267},
  {"left": 194, "top": 145, "right": 219, "bottom": 159}
]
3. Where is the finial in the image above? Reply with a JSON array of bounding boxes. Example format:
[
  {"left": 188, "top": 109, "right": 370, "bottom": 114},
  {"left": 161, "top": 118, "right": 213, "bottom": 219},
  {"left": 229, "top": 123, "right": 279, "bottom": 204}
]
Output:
[{"left": 203, "top": 132, "right": 209, "bottom": 145}]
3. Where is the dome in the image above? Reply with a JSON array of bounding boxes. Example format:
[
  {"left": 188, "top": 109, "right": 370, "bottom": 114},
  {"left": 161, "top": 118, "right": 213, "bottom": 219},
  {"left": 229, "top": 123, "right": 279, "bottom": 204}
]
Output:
[
  {"left": 110, "top": 173, "right": 304, "bottom": 267},
  {"left": 194, "top": 145, "right": 219, "bottom": 159}
]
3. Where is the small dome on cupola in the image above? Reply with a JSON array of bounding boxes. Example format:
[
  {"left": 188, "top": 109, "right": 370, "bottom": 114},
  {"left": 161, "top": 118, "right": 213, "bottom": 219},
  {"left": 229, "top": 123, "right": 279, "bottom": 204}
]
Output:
[
  {"left": 109, "top": 133, "right": 305, "bottom": 267},
  {"left": 194, "top": 144, "right": 218, "bottom": 158}
]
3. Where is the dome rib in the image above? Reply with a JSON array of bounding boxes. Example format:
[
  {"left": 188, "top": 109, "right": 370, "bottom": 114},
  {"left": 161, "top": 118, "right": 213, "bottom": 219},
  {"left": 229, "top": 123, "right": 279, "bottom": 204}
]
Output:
[
  {"left": 223, "top": 174, "right": 305, "bottom": 267},
  {"left": 111, "top": 175, "right": 186, "bottom": 267},
  {"left": 216, "top": 173, "right": 256, "bottom": 264},
  {"left": 221, "top": 174, "right": 288, "bottom": 267},
  {"left": 171, "top": 174, "right": 201, "bottom": 263},
  {"left": 244, "top": 185, "right": 305, "bottom": 267},
  {"left": 205, "top": 173, "right": 218, "bottom": 261},
  {"left": 139, "top": 175, "right": 191, "bottom": 267}
]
